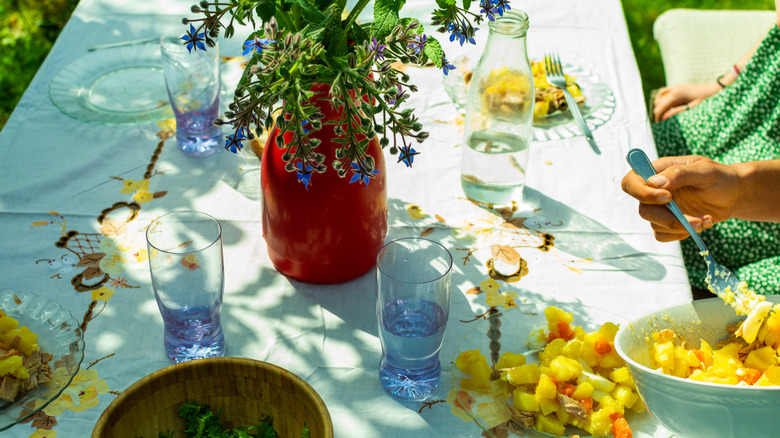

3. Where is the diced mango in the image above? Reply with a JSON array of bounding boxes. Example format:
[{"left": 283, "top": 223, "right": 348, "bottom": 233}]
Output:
[
  {"left": 0, "top": 355, "right": 23, "bottom": 376},
  {"left": 504, "top": 363, "right": 540, "bottom": 386},
  {"left": 495, "top": 351, "right": 526, "bottom": 370},
  {"left": 513, "top": 388, "right": 539, "bottom": 412},
  {"left": 535, "top": 414, "right": 566, "bottom": 437},
  {"left": 549, "top": 355, "right": 582, "bottom": 383},
  {"left": 609, "top": 366, "right": 632, "bottom": 385},
  {"left": 536, "top": 393, "right": 560, "bottom": 416},
  {"left": 611, "top": 384, "right": 638, "bottom": 410},
  {"left": 455, "top": 349, "right": 492, "bottom": 385},
  {"left": 571, "top": 381, "right": 594, "bottom": 400},
  {"left": 0, "top": 326, "right": 38, "bottom": 356},
  {"left": 745, "top": 346, "right": 777, "bottom": 372},
  {"left": 652, "top": 340, "right": 675, "bottom": 369},
  {"left": 588, "top": 409, "right": 613, "bottom": 437},
  {"left": 535, "top": 374, "right": 557, "bottom": 400},
  {"left": 0, "top": 313, "right": 19, "bottom": 333}
]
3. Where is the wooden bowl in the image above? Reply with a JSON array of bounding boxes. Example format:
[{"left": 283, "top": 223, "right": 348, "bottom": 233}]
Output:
[{"left": 92, "top": 357, "right": 333, "bottom": 438}]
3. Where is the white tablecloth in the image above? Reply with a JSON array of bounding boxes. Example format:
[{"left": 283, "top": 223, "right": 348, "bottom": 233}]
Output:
[{"left": 0, "top": 0, "right": 690, "bottom": 436}]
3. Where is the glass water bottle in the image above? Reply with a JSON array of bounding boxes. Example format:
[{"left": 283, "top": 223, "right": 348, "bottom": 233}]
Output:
[{"left": 461, "top": 10, "right": 534, "bottom": 205}]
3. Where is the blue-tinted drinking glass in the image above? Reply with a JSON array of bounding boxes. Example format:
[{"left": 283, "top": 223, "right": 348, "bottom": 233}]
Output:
[
  {"left": 146, "top": 210, "right": 225, "bottom": 363},
  {"left": 159, "top": 30, "right": 223, "bottom": 157},
  {"left": 376, "top": 237, "right": 453, "bottom": 401}
]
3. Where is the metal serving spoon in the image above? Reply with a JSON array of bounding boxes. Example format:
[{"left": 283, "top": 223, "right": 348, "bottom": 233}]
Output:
[{"left": 625, "top": 149, "right": 765, "bottom": 320}]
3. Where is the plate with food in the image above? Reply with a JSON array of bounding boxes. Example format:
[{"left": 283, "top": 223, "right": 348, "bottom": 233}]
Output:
[
  {"left": 442, "top": 53, "right": 616, "bottom": 142},
  {"left": 447, "top": 302, "right": 673, "bottom": 438},
  {"left": 0, "top": 290, "right": 85, "bottom": 431}
]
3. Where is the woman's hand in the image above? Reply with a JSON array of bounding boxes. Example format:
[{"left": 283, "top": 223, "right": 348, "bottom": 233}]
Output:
[
  {"left": 621, "top": 155, "right": 742, "bottom": 242},
  {"left": 652, "top": 82, "right": 722, "bottom": 122}
]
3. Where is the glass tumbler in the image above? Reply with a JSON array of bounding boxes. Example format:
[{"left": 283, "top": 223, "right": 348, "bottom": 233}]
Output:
[
  {"left": 461, "top": 10, "right": 534, "bottom": 205},
  {"left": 376, "top": 237, "right": 453, "bottom": 400},
  {"left": 160, "top": 29, "right": 223, "bottom": 157},
  {"left": 146, "top": 210, "right": 226, "bottom": 363}
]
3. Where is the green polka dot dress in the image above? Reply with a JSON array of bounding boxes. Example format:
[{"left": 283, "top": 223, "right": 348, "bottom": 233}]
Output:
[{"left": 652, "top": 24, "right": 780, "bottom": 295}]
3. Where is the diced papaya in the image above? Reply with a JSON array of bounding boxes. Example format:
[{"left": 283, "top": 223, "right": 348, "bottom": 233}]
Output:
[{"left": 612, "top": 415, "right": 633, "bottom": 438}]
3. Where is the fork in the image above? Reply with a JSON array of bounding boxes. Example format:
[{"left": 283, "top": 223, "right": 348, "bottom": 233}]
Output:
[
  {"left": 544, "top": 53, "right": 600, "bottom": 154},
  {"left": 625, "top": 148, "right": 766, "bottom": 321}
]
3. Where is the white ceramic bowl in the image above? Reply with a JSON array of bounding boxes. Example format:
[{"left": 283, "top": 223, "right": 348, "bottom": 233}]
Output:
[{"left": 615, "top": 296, "right": 780, "bottom": 438}]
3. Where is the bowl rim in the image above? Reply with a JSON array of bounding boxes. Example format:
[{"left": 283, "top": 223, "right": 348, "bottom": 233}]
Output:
[
  {"left": 91, "top": 356, "right": 334, "bottom": 437},
  {"left": 615, "top": 296, "right": 780, "bottom": 392}
]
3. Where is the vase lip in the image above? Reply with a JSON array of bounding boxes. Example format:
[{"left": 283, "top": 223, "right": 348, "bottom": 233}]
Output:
[{"left": 488, "top": 10, "right": 529, "bottom": 36}]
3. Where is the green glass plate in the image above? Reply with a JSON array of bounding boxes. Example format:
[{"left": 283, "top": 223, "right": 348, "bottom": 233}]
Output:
[{"left": 49, "top": 43, "right": 172, "bottom": 125}]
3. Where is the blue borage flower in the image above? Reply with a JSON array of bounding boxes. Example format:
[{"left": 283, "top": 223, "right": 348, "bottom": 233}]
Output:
[
  {"left": 243, "top": 36, "right": 276, "bottom": 56},
  {"left": 494, "top": 0, "right": 511, "bottom": 15},
  {"left": 349, "top": 161, "right": 380, "bottom": 186},
  {"left": 388, "top": 85, "right": 407, "bottom": 106},
  {"left": 447, "top": 21, "right": 477, "bottom": 46},
  {"left": 181, "top": 24, "right": 206, "bottom": 53},
  {"left": 368, "top": 36, "right": 387, "bottom": 62},
  {"left": 407, "top": 34, "right": 427, "bottom": 54},
  {"left": 225, "top": 129, "right": 246, "bottom": 153},
  {"left": 441, "top": 56, "right": 456, "bottom": 76},
  {"left": 397, "top": 146, "right": 419, "bottom": 168},
  {"left": 295, "top": 162, "right": 314, "bottom": 189},
  {"left": 480, "top": 0, "right": 500, "bottom": 21}
]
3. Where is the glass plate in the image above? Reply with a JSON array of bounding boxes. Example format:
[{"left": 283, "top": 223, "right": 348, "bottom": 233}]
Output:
[
  {"left": 49, "top": 43, "right": 172, "bottom": 125},
  {"left": 450, "top": 302, "right": 670, "bottom": 438},
  {"left": 0, "top": 290, "right": 85, "bottom": 431},
  {"left": 442, "top": 53, "right": 616, "bottom": 142}
]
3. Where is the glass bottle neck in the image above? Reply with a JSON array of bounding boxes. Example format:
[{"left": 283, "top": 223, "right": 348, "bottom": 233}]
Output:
[{"left": 484, "top": 10, "right": 529, "bottom": 52}]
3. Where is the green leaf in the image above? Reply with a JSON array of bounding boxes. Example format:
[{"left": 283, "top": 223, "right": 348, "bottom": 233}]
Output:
[
  {"left": 254, "top": 0, "right": 276, "bottom": 22},
  {"left": 291, "top": 0, "right": 328, "bottom": 29},
  {"left": 461, "top": 0, "right": 472, "bottom": 12},
  {"left": 302, "top": 424, "right": 310, "bottom": 438},
  {"left": 321, "top": 3, "right": 348, "bottom": 58},
  {"left": 435, "top": 0, "right": 457, "bottom": 8},
  {"left": 423, "top": 36, "right": 444, "bottom": 67},
  {"left": 371, "top": 0, "right": 401, "bottom": 40},
  {"left": 400, "top": 17, "right": 423, "bottom": 34}
]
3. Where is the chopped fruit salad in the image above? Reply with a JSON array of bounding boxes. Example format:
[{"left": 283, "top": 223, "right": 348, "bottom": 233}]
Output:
[
  {"left": 648, "top": 304, "right": 780, "bottom": 386},
  {"left": 0, "top": 309, "right": 53, "bottom": 402},
  {"left": 452, "top": 306, "right": 640, "bottom": 438},
  {"left": 465, "top": 61, "right": 586, "bottom": 119}
]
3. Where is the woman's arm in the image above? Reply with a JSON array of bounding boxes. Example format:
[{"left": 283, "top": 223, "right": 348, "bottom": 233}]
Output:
[{"left": 621, "top": 157, "right": 780, "bottom": 242}]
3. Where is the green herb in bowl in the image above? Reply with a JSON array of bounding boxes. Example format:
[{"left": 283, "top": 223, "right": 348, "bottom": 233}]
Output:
[{"left": 155, "top": 402, "right": 310, "bottom": 438}]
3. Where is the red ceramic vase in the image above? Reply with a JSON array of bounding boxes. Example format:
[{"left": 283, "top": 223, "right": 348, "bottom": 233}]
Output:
[{"left": 261, "top": 84, "right": 388, "bottom": 283}]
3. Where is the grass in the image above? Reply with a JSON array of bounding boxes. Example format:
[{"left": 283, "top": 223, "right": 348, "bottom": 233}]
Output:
[{"left": 0, "top": 0, "right": 775, "bottom": 130}]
